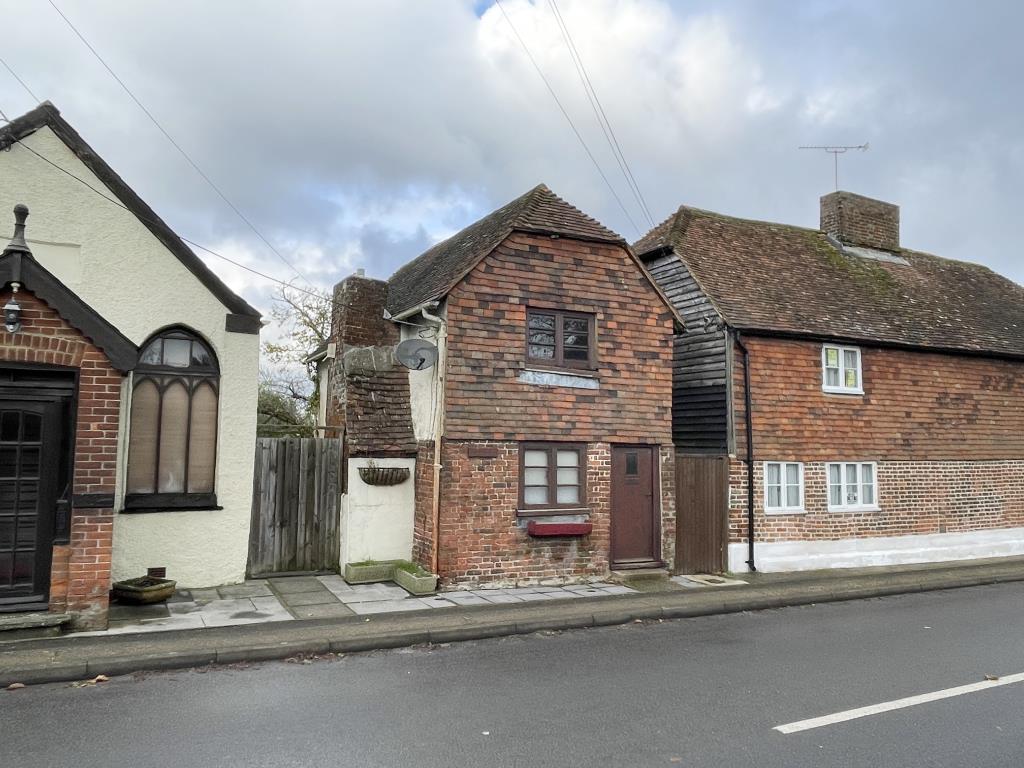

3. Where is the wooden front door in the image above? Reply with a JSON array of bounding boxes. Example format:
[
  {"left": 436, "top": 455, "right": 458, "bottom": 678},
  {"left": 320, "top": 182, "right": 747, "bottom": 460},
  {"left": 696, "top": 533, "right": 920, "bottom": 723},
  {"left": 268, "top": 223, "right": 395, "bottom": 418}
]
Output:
[
  {"left": 0, "top": 399, "right": 63, "bottom": 610},
  {"left": 610, "top": 445, "right": 660, "bottom": 568}
]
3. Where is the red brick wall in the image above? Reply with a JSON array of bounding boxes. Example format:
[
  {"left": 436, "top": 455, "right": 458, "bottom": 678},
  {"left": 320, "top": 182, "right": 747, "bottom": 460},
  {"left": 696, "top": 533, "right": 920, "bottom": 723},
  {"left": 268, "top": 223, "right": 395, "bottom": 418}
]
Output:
[
  {"left": 727, "top": 336, "right": 1024, "bottom": 547},
  {"left": 0, "top": 288, "right": 121, "bottom": 629},
  {"left": 412, "top": 441, "right": 435, "bottom": 569},
  {"left": 820, "top": 191, "right": 899, "bottom": 251},
  {"left": 443, "top": 232, "right": 674, "bottom": 443},
  {"left": 435, "top": 441, "right": 613, "bottom": 585},
  {"left": 733, "top": 336, "right": 1024, "bottom": 461}
]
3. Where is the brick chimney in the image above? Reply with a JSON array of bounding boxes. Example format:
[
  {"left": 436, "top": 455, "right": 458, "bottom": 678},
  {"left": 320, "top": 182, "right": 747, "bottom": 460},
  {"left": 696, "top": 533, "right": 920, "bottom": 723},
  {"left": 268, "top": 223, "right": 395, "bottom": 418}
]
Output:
[{"left": 820, "top": 191, "right": 900, "bottom": 252}]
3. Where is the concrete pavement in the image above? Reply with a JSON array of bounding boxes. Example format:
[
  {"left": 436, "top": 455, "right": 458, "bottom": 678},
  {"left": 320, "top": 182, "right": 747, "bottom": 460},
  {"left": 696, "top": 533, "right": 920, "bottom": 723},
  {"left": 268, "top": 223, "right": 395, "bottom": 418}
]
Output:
[{"left": 2, "top": 555, "right": 1024, "bottom": 687}]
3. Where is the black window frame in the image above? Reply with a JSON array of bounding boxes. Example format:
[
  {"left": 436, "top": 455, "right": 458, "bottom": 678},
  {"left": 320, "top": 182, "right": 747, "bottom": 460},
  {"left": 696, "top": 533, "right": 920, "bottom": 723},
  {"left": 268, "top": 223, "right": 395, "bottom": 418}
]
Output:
[
  {"left": 123, "top": 328, "right": 221, "bottom": 513},
  {"left": 518, "top": 442, "right": 587, "bottom": 516},
  {"left": 525, "top": 309, "right": 597, "bottom": 371}
]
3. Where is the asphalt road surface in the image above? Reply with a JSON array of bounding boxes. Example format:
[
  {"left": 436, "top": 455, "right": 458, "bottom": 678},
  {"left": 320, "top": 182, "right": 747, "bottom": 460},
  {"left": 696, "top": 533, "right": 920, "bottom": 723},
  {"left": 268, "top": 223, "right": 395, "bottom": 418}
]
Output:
[{"left": 3, "top": 582, "right": 1023, "bottom": 767}]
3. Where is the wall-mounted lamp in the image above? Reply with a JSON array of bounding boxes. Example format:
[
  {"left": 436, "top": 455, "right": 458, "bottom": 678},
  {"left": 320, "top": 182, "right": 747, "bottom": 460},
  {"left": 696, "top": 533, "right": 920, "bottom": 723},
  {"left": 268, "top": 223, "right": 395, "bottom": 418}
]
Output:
[{"left": 4, "top": 282, "right": 22, "bottom": 333}]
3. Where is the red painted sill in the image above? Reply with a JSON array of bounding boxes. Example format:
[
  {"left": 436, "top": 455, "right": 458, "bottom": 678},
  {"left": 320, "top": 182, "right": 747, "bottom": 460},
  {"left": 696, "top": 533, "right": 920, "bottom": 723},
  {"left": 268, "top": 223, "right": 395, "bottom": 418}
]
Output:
[{"left": 526, "top": 521, "right": 593, "bottom": 537}]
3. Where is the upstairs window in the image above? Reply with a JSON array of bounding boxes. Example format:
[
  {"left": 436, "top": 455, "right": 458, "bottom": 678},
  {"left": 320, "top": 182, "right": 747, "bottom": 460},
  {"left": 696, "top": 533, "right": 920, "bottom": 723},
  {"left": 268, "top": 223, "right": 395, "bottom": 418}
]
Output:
[
  {"left": 822, "top": 345, "right": 863, "bottom": 394},
  {"left": 526, "top": 309, "right": 595, "bottom": 370},
  {"left": 519, "top": 443, "right": 586, "bottom": 514},
  {"left": 125, "top": 328, "right": 219, "bottom": 511},
  {"left": 764, "top": 462, "right": 804, "bottom": 514},
  {"left": 827, "top": 462, "right": 878, "bottom": 512}
]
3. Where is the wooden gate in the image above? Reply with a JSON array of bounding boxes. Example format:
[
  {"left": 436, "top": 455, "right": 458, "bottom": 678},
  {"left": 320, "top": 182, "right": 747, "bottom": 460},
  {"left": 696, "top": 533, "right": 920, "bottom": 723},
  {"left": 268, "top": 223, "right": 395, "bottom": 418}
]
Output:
[
  {"left": 674, "top": 454, "right": 729, "bottom": 574},
  {"left": 247, "top": 437, "right": 342, "bottom": 577}
]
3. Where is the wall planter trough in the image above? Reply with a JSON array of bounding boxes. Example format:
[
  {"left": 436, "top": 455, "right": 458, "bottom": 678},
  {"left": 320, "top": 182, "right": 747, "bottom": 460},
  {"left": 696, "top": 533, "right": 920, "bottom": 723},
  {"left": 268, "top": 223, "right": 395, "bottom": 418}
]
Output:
[
  {"left": 357, "top": 466, "right": 410, "bottom": 486},
  {"left": 393, "top": 562, "right": 439, "bottom": 595},
  {"left": 344, "top": 560, "right": 398, "bottom": 584},
  {"left": 111, "top": 576, "right": 177, "bottom": 604}
]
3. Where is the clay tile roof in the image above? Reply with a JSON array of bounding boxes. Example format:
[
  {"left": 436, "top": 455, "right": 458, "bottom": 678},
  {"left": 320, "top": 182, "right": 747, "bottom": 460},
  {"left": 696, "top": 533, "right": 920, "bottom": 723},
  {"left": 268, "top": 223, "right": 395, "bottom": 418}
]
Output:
[
  {"left": 634, "top": 205, "right": 1024, "bottom": 358},
  {"left": 344, "top": 367, "right": 416, "bottom": 456},
  {"left": 386, "top": 184, "right": 624, "bottom": 317}
]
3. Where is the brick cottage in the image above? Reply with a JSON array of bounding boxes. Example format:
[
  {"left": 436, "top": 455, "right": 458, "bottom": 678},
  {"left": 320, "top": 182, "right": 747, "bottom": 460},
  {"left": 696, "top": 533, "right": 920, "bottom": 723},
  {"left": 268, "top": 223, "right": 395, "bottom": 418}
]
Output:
[
  {"left": 634, "top": 191, "right": 1024, "bottom": 572},
  {"left": 316, "top": 185, "right": 682, "bottom": 585}
]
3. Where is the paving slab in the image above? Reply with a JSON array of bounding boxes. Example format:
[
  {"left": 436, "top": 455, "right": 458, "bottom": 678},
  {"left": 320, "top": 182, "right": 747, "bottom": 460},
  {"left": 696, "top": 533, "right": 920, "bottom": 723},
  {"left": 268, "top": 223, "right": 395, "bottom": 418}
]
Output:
[
  {"left": 316, "top": 575, "right": 354, "bottom": 593},
  {"left": 278, "top": 589, "right": 338, "bottom": 607},
  {"left": 287, "top": 603, "right": 354, "bottom": 620},
  {"left": 268, "top": 578, "right": 327, "bottom": 595},
  {"left": 476, "top": 593, "right": 524, "bottom": 604},
  {"left": 107, "top": 603, "right": 170, "bottom": 621},
  {"left": 190, "top": 588, "right": 221, "bottom": 602},
  {"left": 217, "top": 582, "right": 274, "bottom": 599},
  {"left": 336, "top": 585, "right": 411, "bottom": 604},
  {"left": 349, "top": 600, "right": 431, "bottom": 615},
  {"left": 441, "top": 594, "right": 491, "bottom": 606},
  {"left": 415, "top": 596, "right": 459, "bottom": 609}
]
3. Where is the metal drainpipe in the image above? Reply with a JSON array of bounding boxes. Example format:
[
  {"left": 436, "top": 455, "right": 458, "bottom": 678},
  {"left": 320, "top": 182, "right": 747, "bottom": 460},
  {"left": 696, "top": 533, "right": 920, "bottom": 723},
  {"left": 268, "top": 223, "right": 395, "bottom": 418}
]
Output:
[
  {"left": 421, "top": 304, "right": 446, "bottom": 575},
  {"left": 732, "top": 331, "right": 757, "bottom": 572}
]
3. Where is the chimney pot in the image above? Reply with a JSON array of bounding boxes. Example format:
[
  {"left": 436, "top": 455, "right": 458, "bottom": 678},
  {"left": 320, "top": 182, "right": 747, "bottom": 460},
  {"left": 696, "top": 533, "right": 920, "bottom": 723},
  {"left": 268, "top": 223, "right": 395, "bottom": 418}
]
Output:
[
  {"left": 820, "top": 191, "right": 899, "bottom": 251},
  {"left": 3, "top": 204, "right": 31, "bottom": 256}
]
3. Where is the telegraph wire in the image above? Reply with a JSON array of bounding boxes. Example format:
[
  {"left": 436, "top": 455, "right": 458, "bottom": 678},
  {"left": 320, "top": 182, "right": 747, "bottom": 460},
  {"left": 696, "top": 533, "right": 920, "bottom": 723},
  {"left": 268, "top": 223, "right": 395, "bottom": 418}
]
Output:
[
  {"left": 493, "top": 0, "right": 641, "bottom": 236},
  {"left": 47, "top": 0, "right": 315, "bottom": 287},
  {"left": 7, "top": 129, "right": 329, "bottom": 302},
  {"left": 547, "top": 0, "right": 654, "bottom": 228},
  {"left": 0, "top": 54, "right": 41, "bottom": 106}
]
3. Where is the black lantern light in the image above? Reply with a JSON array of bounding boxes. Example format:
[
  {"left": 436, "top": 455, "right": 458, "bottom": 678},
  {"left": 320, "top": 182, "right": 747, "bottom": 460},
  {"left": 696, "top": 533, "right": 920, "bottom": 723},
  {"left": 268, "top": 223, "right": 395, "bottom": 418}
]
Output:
[
  {"left": 3, "top": 204, "right": 30, "bottom": 333},
  {"left": 4, "top": 282, "right": 21, "bottom": 333}
]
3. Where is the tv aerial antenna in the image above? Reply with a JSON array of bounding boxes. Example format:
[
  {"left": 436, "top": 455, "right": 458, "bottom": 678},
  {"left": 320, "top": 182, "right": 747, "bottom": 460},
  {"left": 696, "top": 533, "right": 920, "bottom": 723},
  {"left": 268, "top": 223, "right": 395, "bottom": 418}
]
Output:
[
  {"left": 395, "top": 338, "right": 438, "bottom": 371},
  {"left": 798, "top": 142, "right": 869, "bottom": 190}
]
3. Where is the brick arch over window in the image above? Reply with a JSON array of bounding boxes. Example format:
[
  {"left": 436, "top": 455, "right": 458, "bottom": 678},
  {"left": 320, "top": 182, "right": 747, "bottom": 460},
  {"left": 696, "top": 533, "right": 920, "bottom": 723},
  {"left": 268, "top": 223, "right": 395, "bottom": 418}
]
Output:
[{"left": 125, "top": 327, "right": 220, "bottom": 511}]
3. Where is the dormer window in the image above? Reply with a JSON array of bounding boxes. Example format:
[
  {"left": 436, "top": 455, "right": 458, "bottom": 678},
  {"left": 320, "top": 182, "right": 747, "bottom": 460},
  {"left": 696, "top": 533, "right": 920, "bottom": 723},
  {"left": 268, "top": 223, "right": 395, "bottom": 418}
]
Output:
[{"left": 822, "top": 344, "right": 862, "bottom": 394}]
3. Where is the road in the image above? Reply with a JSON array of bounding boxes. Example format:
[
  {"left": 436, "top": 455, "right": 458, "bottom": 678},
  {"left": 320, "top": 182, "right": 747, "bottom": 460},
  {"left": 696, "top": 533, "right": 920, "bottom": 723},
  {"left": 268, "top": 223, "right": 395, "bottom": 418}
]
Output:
[{"left": 2, "top": 582, "right": 1023, "bottom": 767}]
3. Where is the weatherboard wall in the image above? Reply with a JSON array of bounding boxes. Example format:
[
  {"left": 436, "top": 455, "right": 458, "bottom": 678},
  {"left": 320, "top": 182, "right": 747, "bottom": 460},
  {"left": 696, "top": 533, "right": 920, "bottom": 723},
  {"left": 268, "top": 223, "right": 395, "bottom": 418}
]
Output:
[{"left": 0, "top": 125, "right": 260, "bottom": 588}]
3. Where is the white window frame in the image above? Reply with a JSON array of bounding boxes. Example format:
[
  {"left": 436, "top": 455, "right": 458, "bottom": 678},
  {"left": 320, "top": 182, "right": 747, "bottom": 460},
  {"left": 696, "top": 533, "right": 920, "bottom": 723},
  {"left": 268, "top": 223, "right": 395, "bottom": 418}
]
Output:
[
  {"left": 822, "top": 344, "right": 863, "bottom": 394},
  {"left": 826, "top": 462, "right": 879, "bottom": 512},
  {"left": 763, "top": 461, "right": 805, "bottom": 514}
]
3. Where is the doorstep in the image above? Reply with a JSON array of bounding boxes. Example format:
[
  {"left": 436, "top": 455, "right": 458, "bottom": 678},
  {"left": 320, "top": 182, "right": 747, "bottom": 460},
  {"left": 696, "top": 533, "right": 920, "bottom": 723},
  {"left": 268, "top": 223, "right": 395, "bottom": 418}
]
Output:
[{"left": 0, "top": 612, "right": 71, "bottom": 641}]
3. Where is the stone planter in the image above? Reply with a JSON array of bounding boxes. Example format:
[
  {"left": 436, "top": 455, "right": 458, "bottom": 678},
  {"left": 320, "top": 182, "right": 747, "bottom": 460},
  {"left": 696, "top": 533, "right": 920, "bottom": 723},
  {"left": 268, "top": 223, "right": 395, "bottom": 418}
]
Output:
[
  {"left": 357, "top": 466, "right": 410, "bottom": 486},
  {"left": 344, "top": 561, "right": 397, "bottom": 584},
  {"left": 393, "top": 565, "right": 438, "bottom": 596},
  {"left": 111, "top": 576, "right": 177, "bottom": 605}
]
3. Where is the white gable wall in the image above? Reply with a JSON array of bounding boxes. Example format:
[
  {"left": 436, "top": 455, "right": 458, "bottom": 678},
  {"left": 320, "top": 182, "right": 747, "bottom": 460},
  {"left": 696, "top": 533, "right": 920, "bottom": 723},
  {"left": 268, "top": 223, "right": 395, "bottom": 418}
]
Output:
[{"left": 0, "top": 126, "right": 260, "bottom": 587}]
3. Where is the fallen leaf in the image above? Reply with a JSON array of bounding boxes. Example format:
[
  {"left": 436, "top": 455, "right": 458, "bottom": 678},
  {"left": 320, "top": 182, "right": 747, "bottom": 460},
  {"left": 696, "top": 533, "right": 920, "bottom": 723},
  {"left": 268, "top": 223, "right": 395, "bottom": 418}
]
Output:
[
  {"left": 6, "top": 682, "right": 25, "bottom": 690},
  {"left": 985, "top": 674, "right": 999, "bottom": 681}
]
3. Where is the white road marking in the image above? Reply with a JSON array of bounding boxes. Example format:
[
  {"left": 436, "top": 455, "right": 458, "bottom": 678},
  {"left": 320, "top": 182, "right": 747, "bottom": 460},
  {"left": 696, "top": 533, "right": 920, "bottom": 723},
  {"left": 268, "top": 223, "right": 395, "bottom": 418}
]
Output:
[{"left": 775, "top": 672, "right": 1024, "bottom": 734}]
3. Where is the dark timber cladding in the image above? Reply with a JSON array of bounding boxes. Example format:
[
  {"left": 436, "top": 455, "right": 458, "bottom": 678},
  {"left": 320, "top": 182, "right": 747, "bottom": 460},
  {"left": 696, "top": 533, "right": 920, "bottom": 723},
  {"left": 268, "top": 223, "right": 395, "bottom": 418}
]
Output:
[{"left": 645, "top": 250, "right": 728, "bottom": 452}]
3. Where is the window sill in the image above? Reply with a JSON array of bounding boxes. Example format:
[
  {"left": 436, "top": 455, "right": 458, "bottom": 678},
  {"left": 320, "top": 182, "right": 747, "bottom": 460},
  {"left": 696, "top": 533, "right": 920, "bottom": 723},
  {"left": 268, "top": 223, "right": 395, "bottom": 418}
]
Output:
[
  {"left": 122, "top": 493, "right": 221, "bottom": 513},
  {"left": 517, "top": 507, "right": 590, "bottom": 518},
  {"left": 518, "top": 369, "right": 599, "bottom": 390},
  {"left": 822, "top": 386, "right": 864, "bottom": 396},
  {"left": 524, "top": 364, "right": 599, "bottom": 377},
  {"left": 827, "top": 505, "right": 881, "bottom": 514},
  {"left": 764, "top": 508, "right": 806, "bottom": 516}
]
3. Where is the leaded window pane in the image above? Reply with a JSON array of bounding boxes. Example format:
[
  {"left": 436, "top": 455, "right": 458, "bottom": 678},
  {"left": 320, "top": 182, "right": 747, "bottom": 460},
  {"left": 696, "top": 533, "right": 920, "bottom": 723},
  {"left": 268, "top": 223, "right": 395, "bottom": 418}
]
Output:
[
  {"left": 528, "top": 345, "right": 555, "bottom": 359},
  {"left": 163, "top": 338, "right": 192, "bottom": 368},
  {"left": 556, "top": 450, "right": 579, "bottom": 467},
  {"left": 187, "top": 383, "right": 218, "bottom": 493},
  {"left": 528, "top": 314, "right": 555, "bottom": 331},
  {"left": 556, "top": 485, "right": 579, "bottom": 504},
  {"left": 524, "top": 486, "right": 548, "bottom": 505},
  {"left": 157, "top": 382, "right": 189, "bottom": 493},
  {"left": 127, "top": 379, "right": 160, "bottom": 494},
  {"left": 524, "top": 450, "right": 548, "bottom": 467}
]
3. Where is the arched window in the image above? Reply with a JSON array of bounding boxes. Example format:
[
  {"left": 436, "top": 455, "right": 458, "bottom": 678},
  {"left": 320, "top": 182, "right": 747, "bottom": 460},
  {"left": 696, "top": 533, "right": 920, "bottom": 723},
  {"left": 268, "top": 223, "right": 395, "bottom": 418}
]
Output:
[{"left": 125, "top": 328, "right": 219, "bottom": 510}]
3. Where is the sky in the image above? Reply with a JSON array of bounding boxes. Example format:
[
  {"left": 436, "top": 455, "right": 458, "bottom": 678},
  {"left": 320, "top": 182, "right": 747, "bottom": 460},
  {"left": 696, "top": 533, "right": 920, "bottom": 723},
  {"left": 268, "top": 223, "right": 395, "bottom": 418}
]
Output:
[{"left": 1, "top": 0, "right": 1022, "bottom": 346}]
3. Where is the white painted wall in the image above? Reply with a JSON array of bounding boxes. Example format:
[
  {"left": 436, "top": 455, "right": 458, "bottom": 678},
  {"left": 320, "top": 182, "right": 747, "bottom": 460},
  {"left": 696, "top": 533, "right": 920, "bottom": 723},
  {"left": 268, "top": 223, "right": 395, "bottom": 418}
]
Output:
[
  {"left": 728, "top": 527, "right": 1024, "bottom": 573},
  {"left": 0, "top": 126, "right": 260, "bottom": 588},
  {"left": 401, "top": 307, "right": 444, "bottom": 442},
  {"left": 340, "top": 457, "right": 416, "bottom": 567}
]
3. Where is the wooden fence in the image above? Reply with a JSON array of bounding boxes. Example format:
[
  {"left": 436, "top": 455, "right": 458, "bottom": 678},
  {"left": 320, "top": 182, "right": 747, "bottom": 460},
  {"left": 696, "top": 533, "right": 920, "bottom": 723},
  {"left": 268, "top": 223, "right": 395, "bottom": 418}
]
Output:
[
  {"left": 247, "top": 437, "right": 343, "bottom": 577},
  {"left": 674, "top": 454, "right": 729, "bottom": 574}
]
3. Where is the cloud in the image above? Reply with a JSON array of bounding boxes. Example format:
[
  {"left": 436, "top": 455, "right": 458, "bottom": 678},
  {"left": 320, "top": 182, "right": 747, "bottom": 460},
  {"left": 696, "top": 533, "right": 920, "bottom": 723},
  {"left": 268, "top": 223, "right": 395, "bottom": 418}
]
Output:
[{"left": 1, "top": 0, "right": 1021, "bottom": 349}]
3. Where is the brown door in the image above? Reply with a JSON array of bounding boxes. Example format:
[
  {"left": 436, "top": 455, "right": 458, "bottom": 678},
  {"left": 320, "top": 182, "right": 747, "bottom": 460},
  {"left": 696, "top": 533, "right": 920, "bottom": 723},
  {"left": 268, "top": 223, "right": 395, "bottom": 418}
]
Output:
[
  {"left": 610, "top": 445, "right": 660, "bottom": 568},
  {"left": 0, "top": 399, "right": 62, "bottom": 610},
  {"left": 674, "top": 454, "right": 728, "bottom": 574}
]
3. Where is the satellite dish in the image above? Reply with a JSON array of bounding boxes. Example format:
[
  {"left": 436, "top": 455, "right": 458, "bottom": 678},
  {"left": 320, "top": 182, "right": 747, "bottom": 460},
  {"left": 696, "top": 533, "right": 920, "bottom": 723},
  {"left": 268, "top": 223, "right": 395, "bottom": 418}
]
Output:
[{"left": 396, "top": 338, "right": 438, "bottom": 371}]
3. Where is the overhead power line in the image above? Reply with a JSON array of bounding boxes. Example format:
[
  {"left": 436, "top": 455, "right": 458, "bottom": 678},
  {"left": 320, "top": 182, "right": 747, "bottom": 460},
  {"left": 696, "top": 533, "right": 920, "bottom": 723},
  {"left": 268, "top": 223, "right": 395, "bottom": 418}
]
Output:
[
  {"left": 46, "top": 0, "right": 314, "bottom": 287},
  {"left": 5, "top": 127, "right": 327, "bottom": 302},
  {"left": 493, "top": 0, "right": 641, "bottom": 236},
  {"left": 547, "top": 0, "right": 654, "bottom": 228},
  {"left": 0, "top": 54, "right": 41, "bottom": 105}
]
